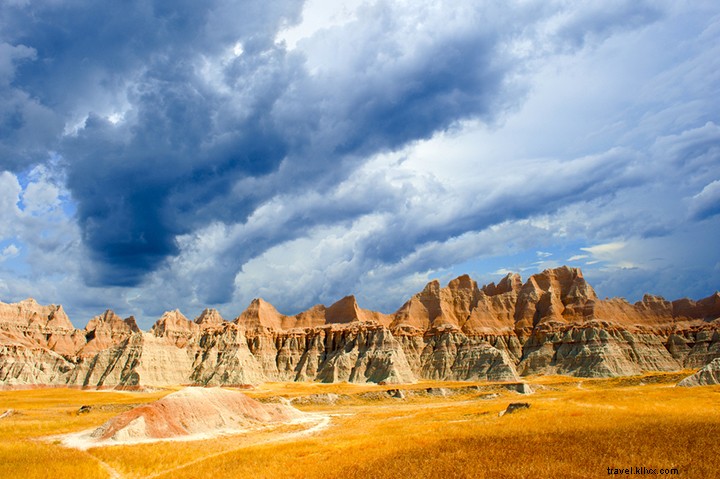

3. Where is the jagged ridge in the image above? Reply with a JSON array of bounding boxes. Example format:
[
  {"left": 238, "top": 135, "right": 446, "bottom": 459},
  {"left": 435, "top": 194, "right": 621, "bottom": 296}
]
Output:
[{"left": 1, "top": 266, "right": 718, "bottom": 388}]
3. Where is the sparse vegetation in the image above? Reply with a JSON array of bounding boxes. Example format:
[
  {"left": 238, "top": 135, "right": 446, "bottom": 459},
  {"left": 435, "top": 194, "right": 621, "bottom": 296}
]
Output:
[{"left": 1, "top": 375, "right": 718, "bottom": 479}]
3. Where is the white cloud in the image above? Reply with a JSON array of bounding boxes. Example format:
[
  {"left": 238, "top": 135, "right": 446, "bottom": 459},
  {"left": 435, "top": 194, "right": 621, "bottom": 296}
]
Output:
[
  {"left": 492, "top": 268, "right": 514, "bottom": 276},
  {"left": 0, "top": 172, "right": 21, "bottom": 236},
  {"left": 0, "top": 42, "right": 36, "bottom": 85},
  {"left": 581, "top": 242, "right": 626, "bottom": 257},
  {"left": 22, "top": 180, "right": 60, "bottom": 214},
  {"left": 0, "top": 244, "right": 19, "bottom": 261},
  {"left": 689, "top": 179, "right": 720, "bottom": 220},
  {"left": 276, "top": 0, "right": 364, "bottom": 50},
  {"left": 578, "top": 242, "right": 642, "bottom": 270},
  {"left": 0, "top": 169, "right": 89, "bottom": 317}
]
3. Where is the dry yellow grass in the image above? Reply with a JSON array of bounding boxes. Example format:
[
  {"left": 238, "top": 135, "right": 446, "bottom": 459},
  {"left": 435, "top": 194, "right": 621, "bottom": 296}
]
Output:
[
  {"left": 1, "top": 375, "right": 718, "bottom": 479},
  {"left": 0, "top": 388, "right": 169, "bottom": 479}
]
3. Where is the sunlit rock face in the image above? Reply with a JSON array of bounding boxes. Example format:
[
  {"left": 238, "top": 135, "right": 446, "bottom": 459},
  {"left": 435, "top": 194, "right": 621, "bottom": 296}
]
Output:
[
  {"left": 677, "top": 358, "right": 720, "bottom": 387},
  {"left": 84, "top": 387, "right": 304, "bottom": 445},
  {"left": 77, "top": 309, "right": 140, "bottom": 359},
  {"left": 1, "top": 266, "right": 719, "bottom": 388}
]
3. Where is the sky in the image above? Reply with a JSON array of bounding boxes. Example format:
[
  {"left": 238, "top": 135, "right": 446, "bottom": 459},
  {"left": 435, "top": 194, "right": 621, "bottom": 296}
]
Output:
[{"left": 1, "top": 0, "right": 719, "bottom": 328}]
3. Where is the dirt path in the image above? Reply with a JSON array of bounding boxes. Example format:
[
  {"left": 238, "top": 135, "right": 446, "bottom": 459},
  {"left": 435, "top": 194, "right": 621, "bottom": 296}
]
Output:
[{"left": 79, "top": 448, "right": 125, "bottom": 479}]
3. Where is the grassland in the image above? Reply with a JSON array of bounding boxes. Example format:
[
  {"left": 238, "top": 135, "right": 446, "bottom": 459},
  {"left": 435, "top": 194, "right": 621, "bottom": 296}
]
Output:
[{"left": 1, "top": 373, "right": 718, "bottom": 479}]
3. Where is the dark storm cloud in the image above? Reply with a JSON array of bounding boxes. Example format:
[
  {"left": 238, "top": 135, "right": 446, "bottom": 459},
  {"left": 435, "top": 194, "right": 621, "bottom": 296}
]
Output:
[
  {"left": 1, "top": 0, "right": 667, "bottom": 299},
  {"left": 0, "top": 41, "right": 62, "bottom": 170},
  {"left": 138, "top": 2, "right": 537, "bottom": 304},
  {"left": 2, "top": 0, "right": 304, "bottom": 284}
]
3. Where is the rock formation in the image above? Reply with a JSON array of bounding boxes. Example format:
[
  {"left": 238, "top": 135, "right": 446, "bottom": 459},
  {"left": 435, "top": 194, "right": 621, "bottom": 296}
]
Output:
[
  {"left": 1, "top": 266, "right": 719, "bottom": 388},
  {"left": 65, "top": 387, "right": 304, "bottom": 446},
  {"left": 77, "top": 310, "right": 139, "bottom": 358},
  {"left": 677, "top": 358, "right": 720, "bottom": 387}
]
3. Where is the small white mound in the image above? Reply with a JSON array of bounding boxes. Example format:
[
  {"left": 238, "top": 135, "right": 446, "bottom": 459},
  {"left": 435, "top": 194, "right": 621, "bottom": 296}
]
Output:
[
  {"left": 59, "top": 387, "right": 313, "bottom": 449},
  {"left": 677, "top": 358, "right": 720, "bottom": 387}
]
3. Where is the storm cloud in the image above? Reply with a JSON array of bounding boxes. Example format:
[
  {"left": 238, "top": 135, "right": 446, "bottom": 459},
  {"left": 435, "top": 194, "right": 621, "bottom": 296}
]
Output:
[{"left": 0, "top": 1, "right": 718, "bottom": 325}]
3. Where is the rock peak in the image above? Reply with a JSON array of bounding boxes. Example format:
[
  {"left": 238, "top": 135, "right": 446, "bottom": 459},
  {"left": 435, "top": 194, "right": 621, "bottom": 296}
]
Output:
[
  {"left": 194, "top": 308, "right": 225, "bottom": 327},
  {"left": 482, "top": 272, "right": 523, "bottom": 296},
  {"left": 334, "top": 294, "right": 358, "bottom": 305},
  {"left": 421, "top": 279, "right": 441, "bottom": 295},
  {"left": 448, "top": 274, "right": 476, "bottom": 291},
  {"left": 234, "top": 298, "right": 286, "bottom": 330},
  {"left": 98, "top": 309, "right": 123, "bottom": 323},
  {"left": 151, "top": 309, "right": 196, "bottom": 340},
  {"left": 85, "top": 309, "right": 138, "bottom": 333},
  {"left": 325, "top": 295, "right": 362, "bottom": 324},
  {"left": 124, "top": 316, "right": 140, "bottom": 332}
]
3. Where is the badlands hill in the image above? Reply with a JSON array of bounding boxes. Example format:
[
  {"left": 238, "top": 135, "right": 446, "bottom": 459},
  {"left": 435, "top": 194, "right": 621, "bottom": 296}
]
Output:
[
  {"left": 0, "top": 266, "right": 718, "bottom": 388},
  {"left": 83, "top": 387, "right": 304, "bottom": 446},
  {"left": 678, "top": 358, "right": 720, "bottom": 387}
]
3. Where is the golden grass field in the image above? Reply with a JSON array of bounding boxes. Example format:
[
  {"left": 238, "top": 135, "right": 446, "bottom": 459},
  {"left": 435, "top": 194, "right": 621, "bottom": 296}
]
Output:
[{"left": 1, "top": 373, "right": 718, "bottom": 479}]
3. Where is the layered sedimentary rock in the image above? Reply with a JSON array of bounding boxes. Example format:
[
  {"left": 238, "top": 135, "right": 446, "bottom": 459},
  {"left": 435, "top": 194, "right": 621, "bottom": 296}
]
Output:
[
  {"left": 0, "top": 343, "right": 73, "bottom": 386},
  {"left": 1, "top": 266, "right": 719, "bottom": 388},
  {"left": 68, "top": 387, "right": 304, "bottom": 446},
  {"left": 677, "top": 357, "right": 720, "bottom": 387},
  {"left": 77, "top": 310, "right": 139, "bottom": 358},
  {"left": 0, "top": 298, "right": 82, "bottom": 386},
  {"left": 0, "top": 298, "right": 84, "bottom": 356}
]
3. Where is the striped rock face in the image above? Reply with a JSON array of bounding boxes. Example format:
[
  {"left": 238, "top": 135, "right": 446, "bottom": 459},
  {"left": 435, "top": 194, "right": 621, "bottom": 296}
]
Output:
[
  {"left": 677, "top": 357, "right": 720, "bottom": 387},
  {"left": 88, "top": 387, "right": 304, "bottom": 443},
  {"left": 1, "top": 266, "right": 719, "bottom": 388}
]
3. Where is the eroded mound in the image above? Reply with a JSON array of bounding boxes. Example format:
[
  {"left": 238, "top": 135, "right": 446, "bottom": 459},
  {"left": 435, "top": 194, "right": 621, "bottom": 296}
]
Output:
[
  {"left": 677, "top": 358, "right": 720, "bottom": 387},
  {"left": 63, "top": 387, "right": 307, "bottom": 447}
]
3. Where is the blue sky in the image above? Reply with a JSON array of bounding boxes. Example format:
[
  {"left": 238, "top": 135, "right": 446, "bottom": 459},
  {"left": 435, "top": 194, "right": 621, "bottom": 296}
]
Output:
[{"left": 1, "top": 0, "right": 719, "bottom": 328}]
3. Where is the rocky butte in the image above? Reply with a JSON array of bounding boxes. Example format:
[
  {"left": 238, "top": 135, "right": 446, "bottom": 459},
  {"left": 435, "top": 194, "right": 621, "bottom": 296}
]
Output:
[{"left": 0, "top": 266, "right": 718, "bottom": 389}]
